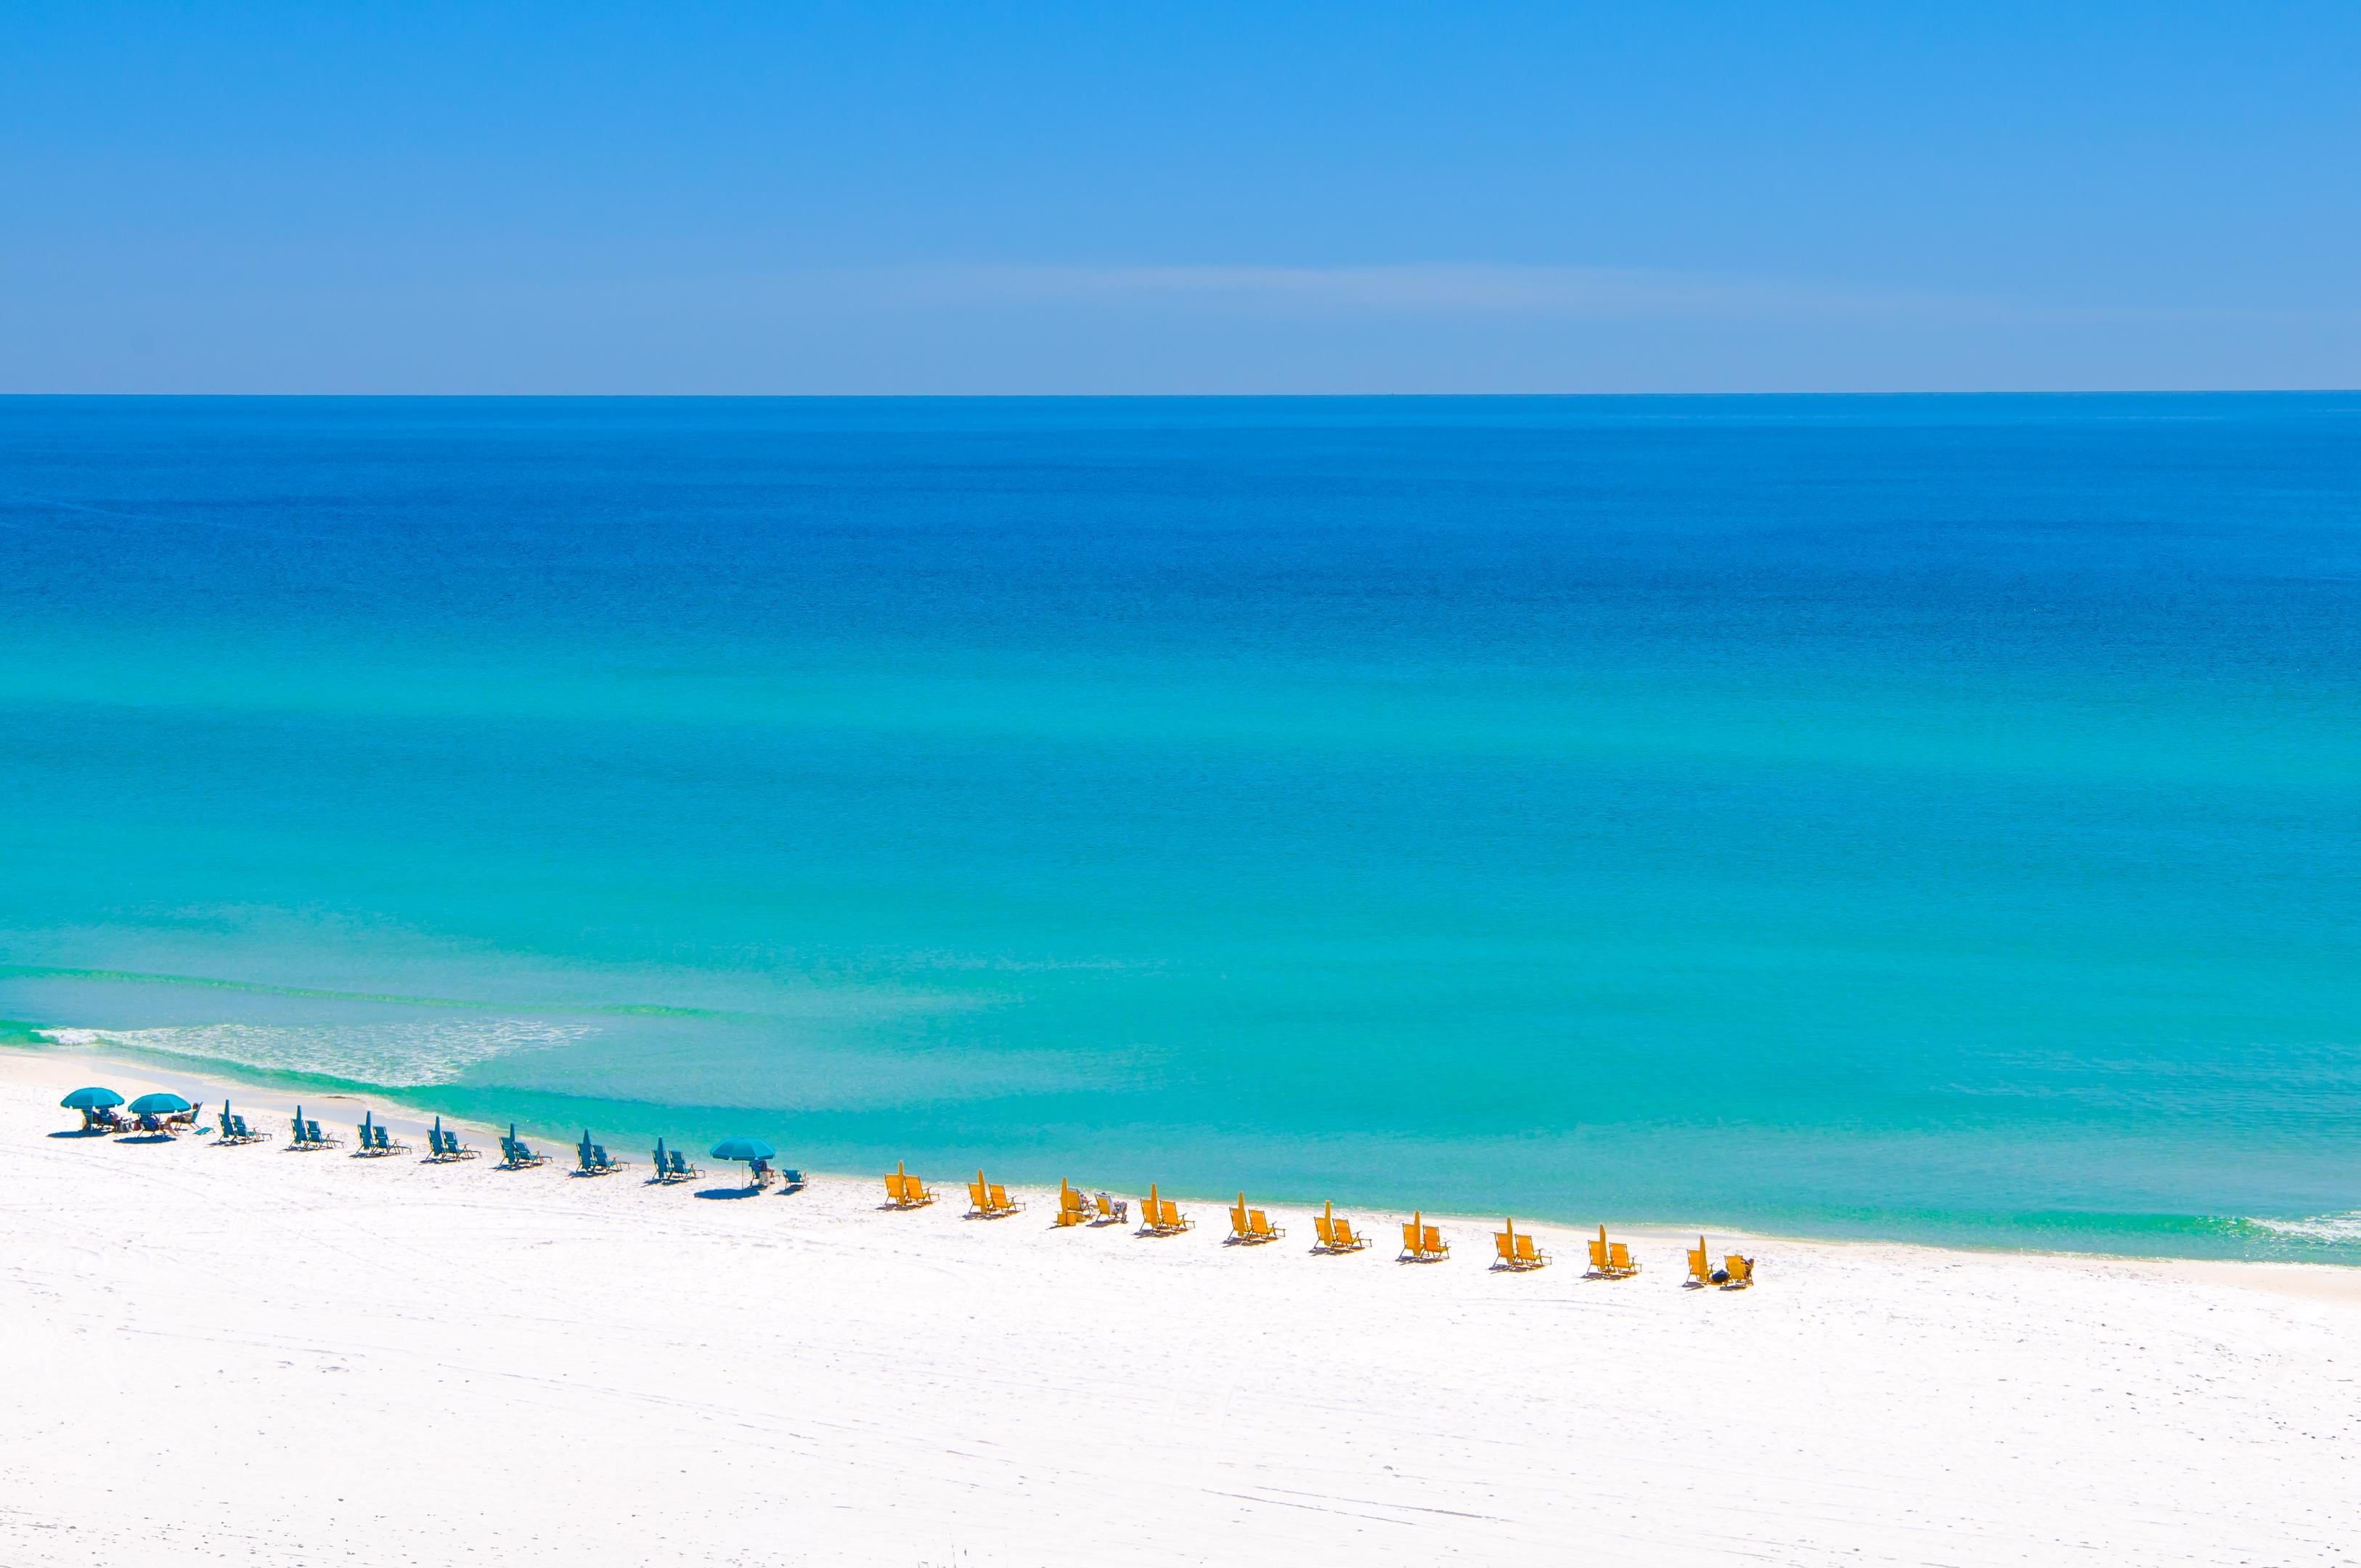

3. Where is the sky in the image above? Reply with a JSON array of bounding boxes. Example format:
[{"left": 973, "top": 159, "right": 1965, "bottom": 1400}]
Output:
[{"left": 4, "top": 1, "right": 2357, "bottom": 393}]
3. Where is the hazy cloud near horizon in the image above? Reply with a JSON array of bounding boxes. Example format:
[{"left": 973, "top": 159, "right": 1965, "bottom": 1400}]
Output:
[{"left": 4, "top": 2, "right": 2357, "bottom": 393}]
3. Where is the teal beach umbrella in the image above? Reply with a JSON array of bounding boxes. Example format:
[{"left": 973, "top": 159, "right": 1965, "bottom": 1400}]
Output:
[
  {"left": 709, "top": 1137, "right": 775, "bottom": 1163},
  {"left": 129, "top": 1092, "right": 192, "bottom": 1115},
  {"left": 60, "top": 1087, "right": 123, "bottom": 1110}
]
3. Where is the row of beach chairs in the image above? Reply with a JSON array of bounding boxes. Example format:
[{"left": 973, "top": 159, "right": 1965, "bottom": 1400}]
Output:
[
  {"left": 884, "top": 1164, "right": 1758, "bottom": 1288},
  {"left": 147, "top": 1103, "right": 775, "bottom": 1190},
  {"left": 171, "top": 1108, "right": 1761, "bottom": 1287}
]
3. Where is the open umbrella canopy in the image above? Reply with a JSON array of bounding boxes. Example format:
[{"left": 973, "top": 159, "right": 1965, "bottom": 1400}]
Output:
[
  {"left": 128, "top": 1092, "right": 192, "bottom": 1115},
  {"left": 709, "top": 1136, "right": 775, "bottom": 1162},
  {"left": 60, "top": 1087, "right": 123, "bottom": 1110}
]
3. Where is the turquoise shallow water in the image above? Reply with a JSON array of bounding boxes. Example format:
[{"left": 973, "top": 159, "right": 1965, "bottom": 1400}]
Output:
[{"left": 3, "top": 394, "right": 2357, "bottom": 1259}]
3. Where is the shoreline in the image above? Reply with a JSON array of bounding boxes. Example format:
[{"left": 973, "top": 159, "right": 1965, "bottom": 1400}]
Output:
[
  {"left": 12, "top": 1039, "right": 2359, "bottom": 1296},
  {"left": 5, "top": 1043, "right": 2357, "bottom": 1565}
]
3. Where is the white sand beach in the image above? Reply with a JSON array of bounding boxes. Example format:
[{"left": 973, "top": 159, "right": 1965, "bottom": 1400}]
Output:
[{"left": 3, "top": 1048, "right": 2355, "bottom": 1567}]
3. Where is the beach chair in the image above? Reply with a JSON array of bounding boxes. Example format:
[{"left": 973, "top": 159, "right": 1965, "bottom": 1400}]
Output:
[
  {"left": 1422, "top": 1225, "right": 1448, "bottom": 1259},
  {"left": 592, "top": 1144, "right": 623, "bottom": 1172},
  {"left": 781, "top": 1168, "right": 804, "bottom": 1187},
  {"left": 1588, "top": 1235, "right": 1610, "bottom": 1273},
  {"left": 502, "top": 1130, "right": 548, "bottom": 1169},
  {"left": 1093, "top": 1191, "right": 1127, "bottom": 1225},
  {"left": 373, "top": 1122, "right": 407, "bottom": 1155},
  {"left": 886, "top": 1162, "right": 934, "bottom": 1209},
  {"left": 1609, "top": 1242, "right": 1639, "bottom": 1278},
  {"left": 219, "top": 1104, "right": 237, "bottom": 1138},
  {"left": 1400, "top": 1218, "right": 1427, "bottom": 1260},
  {"left": 1249, "top": 1209, "right": 1283, "bottom": 1243},
  {"left": 987, "top": 1183, "right": 1022, "bottom": 1215},
  {"left": 967, "top": 1174, "right": 990, "bottom": 1215},
  {"left": 668, "top": 1148, "right": 698, "bottom": 1180},
  {"left": 1515, "top": 1232, "right": 1547, "bottom": 1268},
  {"left": 1228, "top": 1195, "right": 1254, "bottom": 1243},
  {"left": 1686, "top": 1238, "right": 1714, "bottom": 1288},
  {"left": 1056, "top": 1183, "right": 1090, "bottom": 1226},
  {"left": 1316, "top": 1200, "right": 1372, "bottom": 1254},
  {"left": 306, "top": 1119, "right": 333, "bottom": 1146},
  {"left": 232, "top": 1114, "right": 267, "bottom": 1144},
  {"left": 1136, "top": 1188, "right": 1191, "bottom": 1235},
  {"left": 1723, "top": 1254, "right": 1756, "bottom": 1289}
]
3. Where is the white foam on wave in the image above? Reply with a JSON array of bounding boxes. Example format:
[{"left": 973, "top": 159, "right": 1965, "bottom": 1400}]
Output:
[
  {"left": 2241, "top": 1211, "right": 2361, "bottom": 1244},
  {"left": 38, "top": 1018, "right": 593, "bottom": 1087}
]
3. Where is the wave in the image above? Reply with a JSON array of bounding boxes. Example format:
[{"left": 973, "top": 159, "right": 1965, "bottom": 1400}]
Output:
[
  {"left": 2239, "top": 1210, "right": 2361, "bottom": 1246},
  {"left": 38, "top": 1018, "right": 593, "bottom": 1087}
]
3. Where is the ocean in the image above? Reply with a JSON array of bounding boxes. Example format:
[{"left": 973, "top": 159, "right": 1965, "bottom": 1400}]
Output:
[{"left": 3, "top": 393, "right": 2357, "bottom": 1260}]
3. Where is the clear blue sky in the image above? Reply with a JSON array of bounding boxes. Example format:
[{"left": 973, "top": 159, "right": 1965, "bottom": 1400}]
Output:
[{"left": 6, "top": 1, "right": 2357, "bottom": 393}]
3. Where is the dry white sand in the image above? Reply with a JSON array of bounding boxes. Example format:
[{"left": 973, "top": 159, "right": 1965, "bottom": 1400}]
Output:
[{"left": 3, "top": 1048, "right": 2356, "bottom": 1567}]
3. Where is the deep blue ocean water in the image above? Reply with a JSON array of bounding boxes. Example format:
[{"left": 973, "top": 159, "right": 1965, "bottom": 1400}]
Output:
[{"left": 3, "top": 394, "right": 2357, "bottom": 1259}]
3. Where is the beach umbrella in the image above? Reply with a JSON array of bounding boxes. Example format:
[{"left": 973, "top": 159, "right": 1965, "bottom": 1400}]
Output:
[
  {"left": 60, "top": 1087, "right": 123, "bottom": 1110},
  {"left": 709, "top": 1136, "right": 775, "bottom": 1163},
  {"left": 129, "top": 1092, "right": 192, "bottom": 1115}
]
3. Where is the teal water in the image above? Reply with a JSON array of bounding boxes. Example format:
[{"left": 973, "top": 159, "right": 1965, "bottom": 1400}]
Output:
[{"left": 3, "top": 394, "right": 2357, "bottom": 1259}]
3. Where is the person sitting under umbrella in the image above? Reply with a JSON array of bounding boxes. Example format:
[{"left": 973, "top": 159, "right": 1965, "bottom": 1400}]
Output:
[{"left": 60, "top": 1087, "right": 124, "bottom": 1132}]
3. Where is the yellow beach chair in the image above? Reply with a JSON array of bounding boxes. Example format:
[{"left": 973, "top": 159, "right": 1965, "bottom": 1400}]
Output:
[
  {"left": 1724, "top": 1254, "right": 1756, "bottom": 1289},
  {"left": 1312, "top": 1199, "right": 1368, "bottom": 1253},
  {"left": 1055, "top": 1182, "right": 1090, "bottom": 1227},
  {"left": 1587, "top": 1224, "right": 1640, "bottom": 1278},
  {"left": 967, "top": 1171, "right": 1016, "bottom": 1219},
  {"left": 1398, "top": 1212, "right": 1448, "bottom": 1262},
  {"left": 1686, "top": 1237, "right": 1714, "bottom": 1288},
  {"left": 1227, "top": 1193, "right": 1281, "bottom": 1244},
  {"left": 1093, "top": 1190, "right": 1125, "bottom": 1225},
  {"left": 885, "top": 1162, "right": 933, "bottom": 1209},
  {"left": 1493, "top": 1219, "right": 1546, "bottom": 1271},
  {"left": 1138, "top": 1184, "right": 1188, "bottom": 1235}
]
